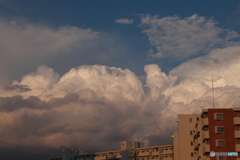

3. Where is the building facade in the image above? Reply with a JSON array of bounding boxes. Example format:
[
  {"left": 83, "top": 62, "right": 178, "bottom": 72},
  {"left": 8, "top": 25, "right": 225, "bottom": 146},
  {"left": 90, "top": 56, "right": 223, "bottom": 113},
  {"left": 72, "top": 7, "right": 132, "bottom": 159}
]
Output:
[
  {"left": 51, "top": 108, "right": 240, "bottom": 160},
  {"left": 174, "top": 108, "right": 240, "bottom": 160},
  {"left": 50, "top": 141, "right": 173, "bottom": 160},
  {"left": 131, "top": 145, "right": 173, "bottom": 160}
]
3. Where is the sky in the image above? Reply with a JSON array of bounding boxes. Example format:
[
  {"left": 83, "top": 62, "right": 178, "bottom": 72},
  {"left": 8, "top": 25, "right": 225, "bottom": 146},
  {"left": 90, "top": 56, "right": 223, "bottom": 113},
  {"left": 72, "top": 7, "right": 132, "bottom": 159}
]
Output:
[{"left": 1, "top": 0, "right": 240, "bottom": 159}]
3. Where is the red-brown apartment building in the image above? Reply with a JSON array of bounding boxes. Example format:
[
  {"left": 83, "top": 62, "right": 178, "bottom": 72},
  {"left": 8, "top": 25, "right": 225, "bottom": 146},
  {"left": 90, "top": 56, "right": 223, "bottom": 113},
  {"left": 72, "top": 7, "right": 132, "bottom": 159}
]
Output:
[{"left": 174, "top": 108, "right": 240, "bottom": 160}]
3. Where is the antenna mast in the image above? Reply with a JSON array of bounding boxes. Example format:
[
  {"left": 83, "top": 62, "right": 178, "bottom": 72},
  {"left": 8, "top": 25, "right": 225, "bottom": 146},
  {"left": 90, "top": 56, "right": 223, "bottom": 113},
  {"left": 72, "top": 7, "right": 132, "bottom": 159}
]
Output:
[{"left": 212, "top": 75, "right": 215, "bottom": 108}]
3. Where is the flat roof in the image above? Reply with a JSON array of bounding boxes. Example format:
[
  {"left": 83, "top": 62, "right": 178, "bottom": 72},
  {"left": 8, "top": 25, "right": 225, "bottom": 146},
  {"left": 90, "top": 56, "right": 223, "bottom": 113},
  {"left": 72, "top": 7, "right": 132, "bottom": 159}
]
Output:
[{"left": 133, "top": 145, "right": 173, "bottom": 150}]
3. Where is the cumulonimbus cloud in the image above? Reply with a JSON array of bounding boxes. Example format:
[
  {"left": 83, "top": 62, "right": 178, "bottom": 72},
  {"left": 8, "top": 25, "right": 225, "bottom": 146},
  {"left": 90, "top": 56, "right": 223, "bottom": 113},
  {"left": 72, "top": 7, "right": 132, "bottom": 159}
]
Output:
[
  {"left": 1, "top": 14, "right": 240, "bottom": 159},
  {"left": 141, "top": 14, "right": 240, "bottom": 58},
  {"left": 1, "top": 44, "right": 240, "bottom": 154}
]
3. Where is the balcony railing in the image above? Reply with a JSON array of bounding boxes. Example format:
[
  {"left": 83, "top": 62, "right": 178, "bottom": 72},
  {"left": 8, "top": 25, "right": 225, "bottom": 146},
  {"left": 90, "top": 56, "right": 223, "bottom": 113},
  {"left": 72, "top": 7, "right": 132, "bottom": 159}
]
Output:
[
  {"left": 138, "top": 152, "right": 151, "bottom": 156},
  {"left": 193, "top": 153, "right": 199, "bottom": 159},
  {"left": 162, "top": 157, "right": 173, "bottom": 160},
  {"left": 152, "top": 151, "right": 159, "bottom": 155},
  {"left": 236, "top": 144, "right": 240, "bottom": 152},
  {"left": 193, "top": 141, "right": 199, "bottom": 151},
  {"left": 161, "top": 149, "right": 173, "bottom": 155},
  {"left": 201, "top": 118, "right": 209, "bottom": 129},
  {"left": 202, "top": 144, "right": 210, "bottom": 153},
  {"left": 235, "top": 130, "right": 240, "bottom": 138},
  {"left": 234, "top": 117, "right": 240, "bottom": 124},
  {"left": 202, "top": 131, "right": 209, "bottom": 140},
  {"left": 95, "top": 157, "right": 107, "bottom": 160}
]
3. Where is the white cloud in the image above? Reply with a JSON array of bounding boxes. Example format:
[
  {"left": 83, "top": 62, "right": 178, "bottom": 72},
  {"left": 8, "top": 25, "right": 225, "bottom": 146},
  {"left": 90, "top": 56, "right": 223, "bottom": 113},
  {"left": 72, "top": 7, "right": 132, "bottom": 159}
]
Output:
[
  {"left": 0, "top": 64, "right": 145, "bottom": 151},
  {"left": 141, "top": 14, "right": 240, "bottom": 58},
  {"left": 2, "top": 44, "right": 240, "bottom": 151},
  {"left": 152, "top": 45, "right": 240, "bottom": 134},
  {"left": 1, "top": 14, "right": 240, "bottom": 155},
  {"left": 3, "top": 65, "right": 145, "bottom": 103},
  {"left": 115, "top": 18, "right": 134, "bottom": 24},
  {"left": 170, "top": 45, "right": 240, "bottom": 87}
]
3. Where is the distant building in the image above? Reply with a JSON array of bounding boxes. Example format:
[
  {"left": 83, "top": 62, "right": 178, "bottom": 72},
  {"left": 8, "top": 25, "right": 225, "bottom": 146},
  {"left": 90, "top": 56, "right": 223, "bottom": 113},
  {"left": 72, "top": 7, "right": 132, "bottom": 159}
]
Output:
[
  {"left": 51, "top": 108, "right": 240, "bottom": 160},
  {"left": 173, "top": 108, "right": 240, "bottom": 160},
  {"left": 131, "top": 145, "right": 173, "bottom": 160},
  {"left": 51, "top": 141, "right": 173, "bottom": 160}
]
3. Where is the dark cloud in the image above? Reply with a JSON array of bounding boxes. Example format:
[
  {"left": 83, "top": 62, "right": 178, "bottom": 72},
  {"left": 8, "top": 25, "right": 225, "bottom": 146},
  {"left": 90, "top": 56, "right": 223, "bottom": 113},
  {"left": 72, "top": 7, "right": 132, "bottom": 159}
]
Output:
[
  {"left": 0, "top": 14, "right": 239, "bottom": 159},
  {"left": 4, "top": 84, "right": 31, "bottom": 92},
  {"left": 147, "top": 128, "right": 174, "bottom": 146},
  {"left": 0, "top": 90, "right": 143, "bottom": 159},
  {"left": 0, "top": 145, "right": 62, "bottom": 160}
]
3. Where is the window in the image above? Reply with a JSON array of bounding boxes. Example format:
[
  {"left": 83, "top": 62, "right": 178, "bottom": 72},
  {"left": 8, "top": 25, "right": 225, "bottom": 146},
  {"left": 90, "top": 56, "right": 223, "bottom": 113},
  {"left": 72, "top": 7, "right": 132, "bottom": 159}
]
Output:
[
  {"left": 191, "top": 142, "right": 193, "bottom": 146},
  {"left": 191, "top": 153, "right": 193, "bottom": 157},
  {"left": 190, "top": 118, "right": 192, "bottom": 123},
  {"left": 190, "top": 131, "right": 192, "bottom": 135},
  {"left": 215, "top": 126, "right": 224, "bottom": 133},
  {"left": 216, "top": 140, "right": 225, "bottom": 147},
  {"left": 215, "top": 113, "right": 224, "bottom": 120}
]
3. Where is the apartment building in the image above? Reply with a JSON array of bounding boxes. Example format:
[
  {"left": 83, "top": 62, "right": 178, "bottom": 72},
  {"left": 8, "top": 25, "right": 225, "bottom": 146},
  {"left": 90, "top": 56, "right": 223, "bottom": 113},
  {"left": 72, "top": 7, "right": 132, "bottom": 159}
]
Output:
[
  {"left": 50, "top": 141, "right": 173, "bottom": 160},
  {"left": 174, "top": 108, "right": 240, "bottom": 160},
  {"left": 79, "top": 141, "right": 145, "bottom": 160},
  {"left": 173, "top": 114, "right": 200, "bottom": 160},
  {"left": 131, "top": 145, "right": 173, "bottom": 160}
]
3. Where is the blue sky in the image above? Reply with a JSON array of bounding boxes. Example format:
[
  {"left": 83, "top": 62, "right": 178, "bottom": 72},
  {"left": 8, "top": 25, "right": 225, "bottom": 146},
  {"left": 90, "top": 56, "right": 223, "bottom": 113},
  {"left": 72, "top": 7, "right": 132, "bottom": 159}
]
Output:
[
  {"left": 1, "top": 0, "right": 240, "bottom": 79},
  {"left": 1, "top": 1, "right": 240, "bottom": 160}
]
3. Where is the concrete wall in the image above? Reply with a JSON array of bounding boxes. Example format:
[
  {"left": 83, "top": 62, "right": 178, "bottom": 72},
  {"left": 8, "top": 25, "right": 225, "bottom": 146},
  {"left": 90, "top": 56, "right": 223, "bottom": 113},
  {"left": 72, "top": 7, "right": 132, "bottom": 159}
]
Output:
[{"left": 176, "top": 114, "right": 200, "bottom": 160}]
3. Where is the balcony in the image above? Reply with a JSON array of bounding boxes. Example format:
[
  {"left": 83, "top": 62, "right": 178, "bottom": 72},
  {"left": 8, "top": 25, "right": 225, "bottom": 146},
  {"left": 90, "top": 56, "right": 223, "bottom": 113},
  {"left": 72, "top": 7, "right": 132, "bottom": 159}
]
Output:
[
  {"left": 235, "top": 131, "right": 240, "bottom": 138},
  {"left": 194, "top": 131, "right": 200, "bottom": 140},
  {"left": 202, "top": 131, "right": 209, "bottom": 140},
  {"left": 152, "top": 151, "right": 159, "bottom": 155},
  {"left": 193, "top": 153, "right": 199, "bottom": 159},
  {"left": 162, "top": 157, "right": 173, "bottom": 160},
  {"left": 95, "top": 157, "right": 106, "bottom": 160},
  {"left": 236, "top": 144, "right": 240, "bottom": 152},
  {"left": 193, "top": 141, "right": 199, "bottom": 151},
  {"left": 161, "top": 149, "right": 173, "bottom": 155},
  {"left": 201, "top": 118, "right": 209, "bottom": 129},
  {"left": 138, "top": 152, "right": 150, "bottom": 156},
  {"left": 234, "top": 117, "right": 240, "bottom": 124},
  {"left": 202, "top": 144, "right": 210, "bottom": 153}
]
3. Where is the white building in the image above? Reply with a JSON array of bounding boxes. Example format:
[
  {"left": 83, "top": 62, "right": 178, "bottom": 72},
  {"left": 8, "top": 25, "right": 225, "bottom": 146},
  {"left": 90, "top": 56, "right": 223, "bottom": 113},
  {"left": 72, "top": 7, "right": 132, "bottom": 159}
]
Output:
[{"left": 52, "top": 141, "right": 173, "bottom": 160}]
